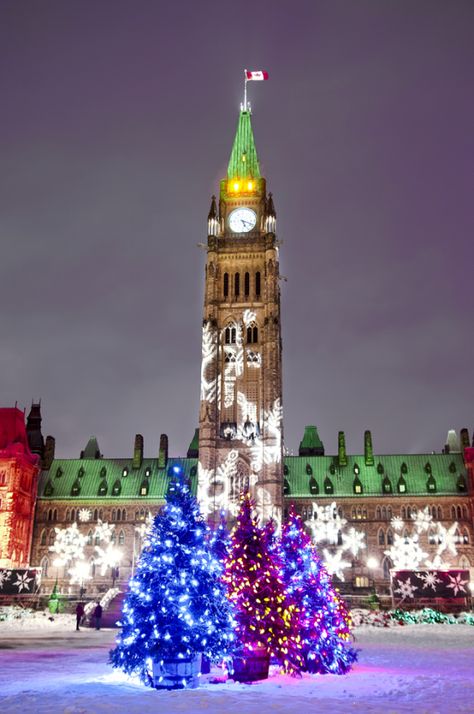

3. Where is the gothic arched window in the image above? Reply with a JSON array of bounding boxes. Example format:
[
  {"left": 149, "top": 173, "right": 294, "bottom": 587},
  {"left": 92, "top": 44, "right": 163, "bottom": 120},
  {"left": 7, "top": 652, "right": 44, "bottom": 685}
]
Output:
[
  {"left": 234, "top": 272, "right": 240, "bottom": 297},
  {"left": 244, "top": 272, "right": 250, "bottom": 296},
  {"left": 255, "top": 271, "right": 261, "bottom": 297},
  {"left": 223, "top": 272, "right": 229, "bottom": 298},
  {"left": 246, "top": 323, "right": 258, "bottom": 344}
]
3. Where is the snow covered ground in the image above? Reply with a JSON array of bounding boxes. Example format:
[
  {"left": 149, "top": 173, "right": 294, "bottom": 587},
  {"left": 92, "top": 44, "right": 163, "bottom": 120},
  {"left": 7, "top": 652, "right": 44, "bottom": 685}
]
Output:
[{"left": 0, "top": 621, "right": 473, "bottom": 713}]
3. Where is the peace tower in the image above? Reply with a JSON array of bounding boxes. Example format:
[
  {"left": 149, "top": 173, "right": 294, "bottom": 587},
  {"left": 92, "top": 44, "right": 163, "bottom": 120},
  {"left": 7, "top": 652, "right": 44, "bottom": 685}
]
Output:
[{"left": 197, "top": 108, "right": 283, "bottom": 526}]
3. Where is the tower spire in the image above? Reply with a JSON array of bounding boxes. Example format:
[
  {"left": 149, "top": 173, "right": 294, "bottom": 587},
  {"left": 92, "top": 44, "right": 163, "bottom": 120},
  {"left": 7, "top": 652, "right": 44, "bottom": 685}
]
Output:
[{"left": 227, "top": 109, "right": 261, "bottom": 181}]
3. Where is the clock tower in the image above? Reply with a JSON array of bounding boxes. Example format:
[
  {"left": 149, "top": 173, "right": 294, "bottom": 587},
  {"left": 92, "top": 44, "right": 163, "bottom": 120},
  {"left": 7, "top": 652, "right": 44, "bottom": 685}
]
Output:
[{"left": 197, "top": 107, "right": 283, "bottom": 527}]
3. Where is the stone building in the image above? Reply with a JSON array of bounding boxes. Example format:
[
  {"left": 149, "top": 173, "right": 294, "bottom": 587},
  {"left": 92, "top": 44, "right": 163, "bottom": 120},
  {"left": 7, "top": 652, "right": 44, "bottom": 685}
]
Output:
[
  {"left": 0, "top": 408, "right": 41, "bottom": 568},
  {"left": 3, "top": 105, "right": 474, "bottom": 599}
]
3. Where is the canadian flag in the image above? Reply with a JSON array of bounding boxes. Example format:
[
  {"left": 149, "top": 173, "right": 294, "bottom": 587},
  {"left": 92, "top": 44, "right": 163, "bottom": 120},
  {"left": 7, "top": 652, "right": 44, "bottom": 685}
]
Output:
[{"left": 245, "top": 70, "right": 269, "bottom": 81}]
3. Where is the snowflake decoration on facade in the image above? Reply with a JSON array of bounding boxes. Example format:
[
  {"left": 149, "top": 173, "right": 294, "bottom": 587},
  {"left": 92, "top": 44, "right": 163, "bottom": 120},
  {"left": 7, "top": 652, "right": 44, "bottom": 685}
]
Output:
[
  {"left": 305, "top": 502, "right": 347, "bottom": 545},
  {"left": 385, "top": 533, "right": 428, "bottom": 570},
  {"left": 417, "top": 571, "right": 441, "bottom": 591},
  {"left": 388, "top": 510, "right": 461, "bottom": 571},
  {"left": 446, "top": 572, "right": 469, "bottom": 596},
  {"left": 78, "top": 508, "right": 92, "bottom": 523},
  {"left": 94, "top": 519, "right": 115, "bottom": 544},
  {"left": 303, "top": 501, "right": 365, "bottom": 579},
  {"left": 200, "top": 322, "right": 218, "bottom": 402},
  {"left": 14, "top": 572, "right": 33, "bottom": 593},
  {"left": 342, "top": 527, "right": 366, "bottom": 557},
  {"left": 395, "top": 577, "right": 418, "bottom": 600},
  {"left": 243, "top": 309, "right": 256, "bottom": 326},
  {"left": 69, "top": 560, "right": 92, "bottom": 586},
  {"left": 49, "top": 522, "right": 87, "bottom": 566},
  {"left": 411, "top": 506, "right": 432, "bottom": 532},
  {"left": 322, "top": 548, "right": 351, "bottom": 581},
  {"left": 435, "top": 522, "right": 458, "bottom": 558},
  {"left": 391, "top": 516, "right": 404, "bottom": 531},
  {"left": 94, "top": 543, "right": 123, "bottom": 576},
  {"left": 0, "top": 570, "right": 12, "bottom": 590}
]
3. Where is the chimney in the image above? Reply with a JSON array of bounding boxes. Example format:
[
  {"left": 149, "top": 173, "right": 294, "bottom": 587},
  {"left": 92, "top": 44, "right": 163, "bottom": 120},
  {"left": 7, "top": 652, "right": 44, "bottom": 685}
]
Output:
[
  {"left": 158, "top": 433, "right": 168, "bottom": 469},
  {"left": 133, "top": 434, "right": 144, "bottom": 469},
  {"left": 460, "top": 428, "right": 470, "bottom": 451},
  {"left": 338, "top": 431, "right": 347, "bottom": 467},
  {"left": 364, "top": 430, "right": 374, "bottom": 466},
  {"left": 43, "top": 435, "right": 56, "bottom": 470},
  {"left": 444, "top": 430, "right": 460, "bottom": 454}
]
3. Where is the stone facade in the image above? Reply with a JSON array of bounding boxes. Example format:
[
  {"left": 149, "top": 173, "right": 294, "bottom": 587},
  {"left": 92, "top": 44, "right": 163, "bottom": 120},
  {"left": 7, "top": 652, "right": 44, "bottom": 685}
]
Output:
[
  {"left": 2, "top": 106, "right": 473, "bottom": 602},
  {"left": 0, "top": 408, "right": 40, "bottom": 568}
]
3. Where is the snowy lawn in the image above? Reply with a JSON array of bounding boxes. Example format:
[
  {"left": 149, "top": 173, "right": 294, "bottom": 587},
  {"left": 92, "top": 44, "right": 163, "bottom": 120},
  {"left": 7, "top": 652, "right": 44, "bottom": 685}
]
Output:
[{"left": 0, "top": 623, "right": 473, "bottom": 713}]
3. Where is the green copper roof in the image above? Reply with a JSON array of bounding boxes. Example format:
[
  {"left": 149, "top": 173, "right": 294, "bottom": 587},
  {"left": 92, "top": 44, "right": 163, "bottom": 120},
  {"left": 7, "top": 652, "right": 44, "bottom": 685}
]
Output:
[
  {"left": 283, "top": 453, "right": 468, "bottom": 499},
  {"left": 38, "top": 457, "right": 198, "bottom": 501},
  {"left": 299, "top": 426, "right": 325, "bottom": 456},
  {"left": 227, "top": 110, "right": 261, "bottom": 180}
]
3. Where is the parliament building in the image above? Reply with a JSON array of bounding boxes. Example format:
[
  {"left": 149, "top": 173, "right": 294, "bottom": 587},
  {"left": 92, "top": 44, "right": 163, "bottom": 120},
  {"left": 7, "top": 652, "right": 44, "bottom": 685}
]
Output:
[{"left": 1, "top": 106, "right": 473, "bottom": 599}]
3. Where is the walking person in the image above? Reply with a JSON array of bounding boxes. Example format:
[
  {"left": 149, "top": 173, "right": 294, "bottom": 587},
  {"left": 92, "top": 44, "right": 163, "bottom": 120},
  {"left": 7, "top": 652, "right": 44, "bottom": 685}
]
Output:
[
  {"left": 75, "top": 602, "right": 85, "bottom": 631},
  {"left": 94, "top": 601, "right": 103, "bottom": 630}
]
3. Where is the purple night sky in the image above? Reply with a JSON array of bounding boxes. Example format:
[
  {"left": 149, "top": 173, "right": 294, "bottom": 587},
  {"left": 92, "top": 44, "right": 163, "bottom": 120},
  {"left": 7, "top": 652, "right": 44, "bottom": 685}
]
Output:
[{"left": 1, "top": 1, "right": 473, "bottom": 459}]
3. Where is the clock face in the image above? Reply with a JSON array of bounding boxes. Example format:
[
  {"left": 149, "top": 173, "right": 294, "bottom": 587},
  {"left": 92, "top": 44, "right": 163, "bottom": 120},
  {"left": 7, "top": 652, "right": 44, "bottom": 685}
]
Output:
[{"left": 229, "top": 207, "right": 257, "bottom": 233}]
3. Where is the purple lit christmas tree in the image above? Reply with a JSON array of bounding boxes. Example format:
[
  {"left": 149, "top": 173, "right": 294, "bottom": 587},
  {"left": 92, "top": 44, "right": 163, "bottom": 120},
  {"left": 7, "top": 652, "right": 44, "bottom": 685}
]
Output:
[
  {"left": 223, "top": 495, "right": 303, "bottom": 674},
  {"left": 279, "top": 507, "right": 357, "bottom": 674}
]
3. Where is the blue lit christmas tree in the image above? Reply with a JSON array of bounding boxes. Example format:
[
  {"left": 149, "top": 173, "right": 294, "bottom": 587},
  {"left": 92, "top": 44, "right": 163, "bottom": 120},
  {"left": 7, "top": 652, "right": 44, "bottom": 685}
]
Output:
[
  {"left": 279, "top": 507, "right": 357, "bottom": 674},
  {"left": 109, "top": 472, "right": 235, "bottom": 687}
]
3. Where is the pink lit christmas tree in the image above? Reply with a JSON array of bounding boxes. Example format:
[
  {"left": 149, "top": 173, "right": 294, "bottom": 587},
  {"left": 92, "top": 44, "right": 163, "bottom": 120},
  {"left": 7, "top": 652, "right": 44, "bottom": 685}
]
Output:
[{"left": 223, "top": 495, "right": 303, "bottom": 674}]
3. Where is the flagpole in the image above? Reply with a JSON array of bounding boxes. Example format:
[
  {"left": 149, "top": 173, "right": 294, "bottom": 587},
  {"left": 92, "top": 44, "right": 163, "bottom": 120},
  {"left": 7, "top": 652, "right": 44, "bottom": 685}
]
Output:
[{"left": 244, "top": 69, "right": 248, "bottom": 111}]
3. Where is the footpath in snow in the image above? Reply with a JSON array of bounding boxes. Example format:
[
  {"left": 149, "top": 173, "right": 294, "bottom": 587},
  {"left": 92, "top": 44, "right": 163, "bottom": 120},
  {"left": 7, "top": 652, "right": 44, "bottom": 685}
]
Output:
[{"left": 1, "top": 618, "right": 474, "bottom": 713}]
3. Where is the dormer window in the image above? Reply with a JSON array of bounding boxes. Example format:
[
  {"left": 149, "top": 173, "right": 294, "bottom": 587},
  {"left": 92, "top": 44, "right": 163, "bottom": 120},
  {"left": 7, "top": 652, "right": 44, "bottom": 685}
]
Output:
[
  {"left": 145, "top": 467, "right": 151, "bottom": 477},
  {"left": 353, "top": 463, "right": 360, "bottom": 475},
  {"left": 122, "top": 468, "right": 128, "bottom": 478},
  {"left": 353, "top": 476, "right": 363, "bottom": 494}
]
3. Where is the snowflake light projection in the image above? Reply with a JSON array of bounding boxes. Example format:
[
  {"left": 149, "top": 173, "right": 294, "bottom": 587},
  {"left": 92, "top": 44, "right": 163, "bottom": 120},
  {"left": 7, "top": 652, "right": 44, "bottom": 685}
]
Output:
[
  {"left": 50, "top": 519, "right": 122, "bottom": 588},
  {"left": 200, "top": 322, "right": 218, "bottom": 403},
  {"left": 322, "top": 548, "right": 352, "bottom": 580},
  {"left": 78, "top": 508, "right": 92, "bottom": 523},
  {"left": 385, "top": 506, "right": 462, "bottom": 571},
  {"left": 69, "top": 560, "right": 92, "bottom": 586},
  {"left": 385, "top": 533, "right": 428, "bottom": 570},
  {"left": 304, "top": 502, "right": 365, "bottom": 580},
  {"left": 49, "top": 522, "right": 87, "bottom": 567}
]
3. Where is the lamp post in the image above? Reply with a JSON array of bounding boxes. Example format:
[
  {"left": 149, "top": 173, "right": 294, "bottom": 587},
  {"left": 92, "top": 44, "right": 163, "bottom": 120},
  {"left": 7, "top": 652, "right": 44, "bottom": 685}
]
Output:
[{"left": 367, "top": 556, "right": 379, "bottom": 609}]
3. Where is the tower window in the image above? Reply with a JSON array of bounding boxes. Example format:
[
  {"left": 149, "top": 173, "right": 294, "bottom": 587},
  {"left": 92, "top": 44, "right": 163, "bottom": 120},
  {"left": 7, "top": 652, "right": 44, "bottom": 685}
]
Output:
[
  {"left": 244, "top": 272, "right": 250, "bottom": 296},
  {"left": 255, "top": 271, "right": 261, "bottom": 297},
  {"left": 246, "top": 323, "right": 258, "bottom": 344},
  {"left": 234, "top": 273, "right": 240, "bottom": 297},
  {"left": 223, "top": 272, "right": 229, "bottom": 298},
  {"left": 224, "top": 326, "right": 237, "bottom": 344}
]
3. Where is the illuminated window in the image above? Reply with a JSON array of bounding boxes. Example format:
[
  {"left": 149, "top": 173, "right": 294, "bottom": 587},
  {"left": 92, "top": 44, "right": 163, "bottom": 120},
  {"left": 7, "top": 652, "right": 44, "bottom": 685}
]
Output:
[
  {"left": 354, "top": 576, "right": 369, "bottom": 588},
  {"left": 140, "top": 479, "right": 149, "bottom": 496},
  {"left": 98, "top": 479, "right": 108, "bottom": 496},
  {"left": 112, "top": 479, "right": 121, "bottom": 496}
]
